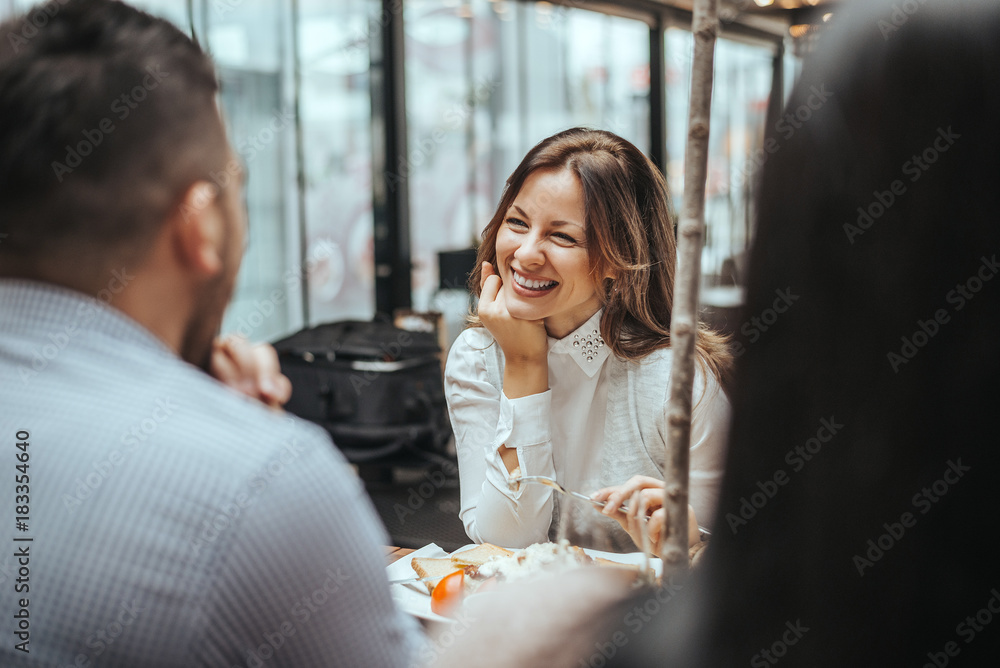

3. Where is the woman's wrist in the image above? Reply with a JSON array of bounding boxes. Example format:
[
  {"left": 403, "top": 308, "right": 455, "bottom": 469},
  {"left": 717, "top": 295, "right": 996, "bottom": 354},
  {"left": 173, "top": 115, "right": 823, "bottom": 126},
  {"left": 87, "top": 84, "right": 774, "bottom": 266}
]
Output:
[{"left": 502, "top": 358, "right": 548, "bottom": 399}]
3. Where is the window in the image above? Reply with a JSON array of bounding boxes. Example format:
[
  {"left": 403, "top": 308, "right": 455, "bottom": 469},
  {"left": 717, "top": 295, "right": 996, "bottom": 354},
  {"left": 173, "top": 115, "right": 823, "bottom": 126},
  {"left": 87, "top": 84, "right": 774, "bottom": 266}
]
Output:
[
  {"left": 666, "top": 29, "right": 776, "bottom": 282},
  {"left": 210, "top": 0, "right": 300, "bottom": 343},
  {"left": 296, "top": 0, "right": 378, "bottom": 323},
  {"left": 1, "top": 0, "right": 792, "bottom": 335},
  {"left": 405, "top": 0, "right": 652, "bottom": 322}
]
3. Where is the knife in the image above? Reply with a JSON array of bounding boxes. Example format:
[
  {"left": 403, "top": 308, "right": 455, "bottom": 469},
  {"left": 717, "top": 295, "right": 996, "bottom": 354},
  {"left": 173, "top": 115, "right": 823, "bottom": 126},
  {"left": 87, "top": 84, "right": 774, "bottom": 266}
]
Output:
[{"left": 387, "top": 573, "right": 457, "bottom": 586}]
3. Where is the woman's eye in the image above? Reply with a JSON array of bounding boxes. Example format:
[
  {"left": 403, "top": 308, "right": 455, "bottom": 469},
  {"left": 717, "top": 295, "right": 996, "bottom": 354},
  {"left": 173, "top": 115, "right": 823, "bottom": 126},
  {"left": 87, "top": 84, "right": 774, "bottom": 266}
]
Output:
[
  {"left": 506, "top": 217, "right": 528, "bottom": 229},
  {"left": 553, "top": 232, "right": 577, "bottom": 244}
]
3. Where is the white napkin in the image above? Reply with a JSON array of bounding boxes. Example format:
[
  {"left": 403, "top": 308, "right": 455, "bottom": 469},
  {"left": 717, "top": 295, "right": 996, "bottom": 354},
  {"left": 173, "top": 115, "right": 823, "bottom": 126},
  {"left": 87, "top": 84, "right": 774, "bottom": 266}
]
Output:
[{"left": 385, "top": 543, "right": 453, "bottom": 623}]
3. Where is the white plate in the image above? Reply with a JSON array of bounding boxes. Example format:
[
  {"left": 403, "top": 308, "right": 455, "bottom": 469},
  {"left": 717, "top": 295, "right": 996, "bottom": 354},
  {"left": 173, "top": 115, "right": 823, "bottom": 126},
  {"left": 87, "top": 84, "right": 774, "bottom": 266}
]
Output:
[
  {"left": 385, "top": 543, "right": 453, "bottom": 623},
  {"left": 385, "top": 543, "right": 662, "bottom": 623}
]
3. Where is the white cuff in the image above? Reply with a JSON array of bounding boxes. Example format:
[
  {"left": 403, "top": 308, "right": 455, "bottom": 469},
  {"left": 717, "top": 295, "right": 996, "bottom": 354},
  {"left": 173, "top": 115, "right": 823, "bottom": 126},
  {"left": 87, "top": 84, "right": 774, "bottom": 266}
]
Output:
[
  {"left": 486, "top": 391, "right": 554, "bottom": 501},
  {"left": 496, "top": 390, "right": 552, "bottom": 448}
]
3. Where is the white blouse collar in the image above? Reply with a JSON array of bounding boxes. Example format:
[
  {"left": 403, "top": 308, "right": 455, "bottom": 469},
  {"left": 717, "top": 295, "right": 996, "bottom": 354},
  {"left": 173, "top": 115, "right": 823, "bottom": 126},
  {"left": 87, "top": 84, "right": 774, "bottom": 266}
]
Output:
[{"left": 548, "top": 309, "right": 610, "bottom": 377}]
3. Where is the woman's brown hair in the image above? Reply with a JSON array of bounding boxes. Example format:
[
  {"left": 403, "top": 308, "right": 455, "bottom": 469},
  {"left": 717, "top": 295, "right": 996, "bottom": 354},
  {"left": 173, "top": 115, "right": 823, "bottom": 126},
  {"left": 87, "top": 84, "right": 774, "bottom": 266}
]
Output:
[{"left": 469, "top": 127, "right": 732, "bottom": 390}]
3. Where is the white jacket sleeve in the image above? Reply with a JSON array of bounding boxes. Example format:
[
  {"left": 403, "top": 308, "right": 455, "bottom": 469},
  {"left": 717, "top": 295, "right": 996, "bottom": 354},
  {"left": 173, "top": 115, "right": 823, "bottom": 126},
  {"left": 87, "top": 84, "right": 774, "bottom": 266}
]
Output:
[
  {"left": 686, "top": 371, "right": 731, "bottom": 532},
  {"left": 445, "top": 329, "right": 557, "bottom": 548}
]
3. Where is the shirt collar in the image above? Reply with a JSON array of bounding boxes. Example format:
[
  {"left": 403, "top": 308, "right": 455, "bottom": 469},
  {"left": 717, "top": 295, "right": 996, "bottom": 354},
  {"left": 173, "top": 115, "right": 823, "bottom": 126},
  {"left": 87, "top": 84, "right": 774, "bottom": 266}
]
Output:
[
  {"left": 0, "top": 278, "right": 174, "bottom": 358},
  {"left": 548, "top": 309, "right": 610, "bottom": 377}
]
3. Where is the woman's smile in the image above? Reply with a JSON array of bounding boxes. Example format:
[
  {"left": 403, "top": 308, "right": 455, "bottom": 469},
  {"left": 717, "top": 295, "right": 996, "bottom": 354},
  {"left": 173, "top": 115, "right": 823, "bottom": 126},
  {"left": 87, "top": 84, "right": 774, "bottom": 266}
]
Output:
[
  {"left": 511, "top": 269, "right": 558, "bottom": 293},
  {"left": 495, "top": 167, "right": 603, "bottom": 338}
]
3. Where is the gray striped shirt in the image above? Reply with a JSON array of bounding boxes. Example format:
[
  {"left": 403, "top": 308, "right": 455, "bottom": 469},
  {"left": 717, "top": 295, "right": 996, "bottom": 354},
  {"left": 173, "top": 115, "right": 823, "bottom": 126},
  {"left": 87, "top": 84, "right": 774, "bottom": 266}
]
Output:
[{"left": 0, "top": 279, "right": 422, "bottom": 667}]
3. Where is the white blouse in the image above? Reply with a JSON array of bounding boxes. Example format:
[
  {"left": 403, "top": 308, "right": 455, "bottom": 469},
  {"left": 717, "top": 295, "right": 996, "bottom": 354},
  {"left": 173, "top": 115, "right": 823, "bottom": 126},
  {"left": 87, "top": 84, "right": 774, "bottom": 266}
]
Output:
[{"left": 445, "top": 310, "right": 731, "bottom": 550}]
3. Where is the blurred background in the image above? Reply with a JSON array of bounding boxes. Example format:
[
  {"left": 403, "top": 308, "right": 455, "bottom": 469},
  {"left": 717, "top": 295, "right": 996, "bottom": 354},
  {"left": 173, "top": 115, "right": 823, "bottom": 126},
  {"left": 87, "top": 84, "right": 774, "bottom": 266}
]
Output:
[
  {"left": 0, "top": 0, "right": 839, "bottom": 347},
  {"left": 0, "top": 0, "right": 837, "bottom": 548}
]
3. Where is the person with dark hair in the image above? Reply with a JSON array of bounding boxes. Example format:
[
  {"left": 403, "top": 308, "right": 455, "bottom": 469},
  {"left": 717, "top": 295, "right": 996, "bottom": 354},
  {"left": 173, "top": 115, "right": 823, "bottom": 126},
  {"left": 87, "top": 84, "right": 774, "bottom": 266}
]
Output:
[
  {"left": 445, "top": 128, "right": 732, "bottom": 552},
  {"left": 0, "top": 1, "right": 420, "bottom": 665},
  {"left": 595, "top": 0, "right": 1000, "bottom": 664},
  {"left": 431, "top": 2, "right": 1000, "bottom": 665}
]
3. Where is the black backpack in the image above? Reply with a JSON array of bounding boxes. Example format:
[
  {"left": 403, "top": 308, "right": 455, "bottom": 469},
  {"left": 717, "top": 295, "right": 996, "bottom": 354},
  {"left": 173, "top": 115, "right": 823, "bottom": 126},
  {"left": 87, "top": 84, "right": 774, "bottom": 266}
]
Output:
[{"left": 274, "top": 320, "right": 452, "bottom": 466}]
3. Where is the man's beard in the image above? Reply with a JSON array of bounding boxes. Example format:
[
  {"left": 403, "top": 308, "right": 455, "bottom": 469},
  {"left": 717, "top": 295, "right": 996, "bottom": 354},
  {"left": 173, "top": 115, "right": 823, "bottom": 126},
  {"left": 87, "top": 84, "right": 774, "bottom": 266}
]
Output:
[
  {"left": 180, "top": 270, "right": 234, "bottom": 371},
  {"left": 180, "top": 225, "right": 239, "bottom": 372}
]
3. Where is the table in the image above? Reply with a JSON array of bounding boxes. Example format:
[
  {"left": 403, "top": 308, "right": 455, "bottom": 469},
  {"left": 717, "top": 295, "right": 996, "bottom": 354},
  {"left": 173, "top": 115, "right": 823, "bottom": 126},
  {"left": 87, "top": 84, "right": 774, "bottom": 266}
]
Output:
[{"left": 384, "top": 545, "right": 415, "bottom": 566}]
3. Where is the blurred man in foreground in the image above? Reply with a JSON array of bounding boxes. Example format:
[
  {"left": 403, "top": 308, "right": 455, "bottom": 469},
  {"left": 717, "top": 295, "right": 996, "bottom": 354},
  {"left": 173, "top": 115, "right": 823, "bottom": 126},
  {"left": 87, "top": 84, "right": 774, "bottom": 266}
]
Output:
[{"left": 0, "top": 1, "right": 421, "bottom": 665}]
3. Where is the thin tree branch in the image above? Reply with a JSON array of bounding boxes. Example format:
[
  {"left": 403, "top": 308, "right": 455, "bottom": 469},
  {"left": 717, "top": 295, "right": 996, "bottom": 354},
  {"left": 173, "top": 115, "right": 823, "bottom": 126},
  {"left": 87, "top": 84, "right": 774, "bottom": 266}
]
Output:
[{"left": 660, "top": 0, "right": 718, "bottom": 579}]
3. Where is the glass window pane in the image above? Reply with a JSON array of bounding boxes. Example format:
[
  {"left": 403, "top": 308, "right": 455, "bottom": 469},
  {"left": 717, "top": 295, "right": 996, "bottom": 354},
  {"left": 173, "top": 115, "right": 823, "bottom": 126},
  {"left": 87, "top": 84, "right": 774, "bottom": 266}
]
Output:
[
  {"left": 211, "top": 0, "right": 301, "bottom": 343},
  {"left": 405, "top": 0, "right": 652, "bottom": 335},
  {"left": 297, "top": 0, "right": 376, "bottom": 323},
  {"left": 403, "top": 0, "right": 482, "bottom": 316},
  {"left": 524, "top": 5, "right": 652, "bottom": 153},
  {"left": 666, "top": 29, "right": 774, "bottom": 281}
]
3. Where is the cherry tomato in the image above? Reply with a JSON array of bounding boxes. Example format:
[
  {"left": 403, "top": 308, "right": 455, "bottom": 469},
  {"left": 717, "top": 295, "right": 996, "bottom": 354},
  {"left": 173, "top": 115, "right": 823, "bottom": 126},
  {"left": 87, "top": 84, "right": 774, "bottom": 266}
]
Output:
[{"left": 430, "top": 570, "right": 465, "bottom": 616}]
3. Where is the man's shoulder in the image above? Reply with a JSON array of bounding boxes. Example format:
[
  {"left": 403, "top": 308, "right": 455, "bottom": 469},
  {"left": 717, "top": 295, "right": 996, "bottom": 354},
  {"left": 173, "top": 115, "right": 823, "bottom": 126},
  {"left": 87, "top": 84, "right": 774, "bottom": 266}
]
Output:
[
  {"left": 66, "top": 346, "right": 342, "bottom": 482},
  {"left": 159, "top": 363, "right": 337, "bottom": 468}
]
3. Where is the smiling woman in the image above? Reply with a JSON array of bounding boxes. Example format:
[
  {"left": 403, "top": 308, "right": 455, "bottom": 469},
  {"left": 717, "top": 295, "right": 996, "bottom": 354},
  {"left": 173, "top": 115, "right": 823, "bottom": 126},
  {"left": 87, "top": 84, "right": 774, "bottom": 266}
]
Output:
[
  {"left": 445, "top": 127, "right": 733, "bottom": 552},
  {"left": 493, "top": 168, "right": 602, "bottom": 338}
]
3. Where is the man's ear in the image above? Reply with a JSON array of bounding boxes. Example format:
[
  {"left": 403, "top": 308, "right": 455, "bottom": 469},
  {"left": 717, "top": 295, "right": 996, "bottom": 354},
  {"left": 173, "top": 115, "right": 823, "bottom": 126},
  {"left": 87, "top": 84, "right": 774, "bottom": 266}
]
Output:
[{"left": 169, "top": 181, "right": 225, "bottom": 277}]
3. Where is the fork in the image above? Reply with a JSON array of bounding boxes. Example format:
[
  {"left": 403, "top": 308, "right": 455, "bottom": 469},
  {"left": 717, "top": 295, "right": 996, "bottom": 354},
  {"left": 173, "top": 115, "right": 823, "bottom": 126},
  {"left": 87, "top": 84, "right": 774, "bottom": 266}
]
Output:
[{"left": 512, "top": 475, "right": 629, "bottom": 514}]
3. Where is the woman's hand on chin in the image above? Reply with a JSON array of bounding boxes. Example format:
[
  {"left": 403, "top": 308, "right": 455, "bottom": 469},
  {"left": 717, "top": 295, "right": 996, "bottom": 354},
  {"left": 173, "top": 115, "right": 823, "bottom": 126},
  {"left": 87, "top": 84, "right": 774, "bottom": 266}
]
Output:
[
  {"left": 479, "top": 261, "right": 549, "bottom": 403},
  {"left": 478, "top": 261, "right": 548, "bottom": 364}
]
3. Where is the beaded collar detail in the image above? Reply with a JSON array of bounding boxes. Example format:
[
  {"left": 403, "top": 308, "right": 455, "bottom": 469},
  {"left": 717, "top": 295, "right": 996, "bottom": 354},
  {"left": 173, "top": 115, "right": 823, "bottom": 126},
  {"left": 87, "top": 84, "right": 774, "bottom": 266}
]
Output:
[{"left": 549, "top": 310, "right": 610, "bottom": 377}]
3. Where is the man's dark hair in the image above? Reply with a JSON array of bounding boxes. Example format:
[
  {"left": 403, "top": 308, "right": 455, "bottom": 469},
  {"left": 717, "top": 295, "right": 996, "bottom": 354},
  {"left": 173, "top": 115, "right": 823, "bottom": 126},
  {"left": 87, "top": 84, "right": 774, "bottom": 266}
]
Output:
[{"left": 0, "top": 0, "right": 226, "bottom": 267}]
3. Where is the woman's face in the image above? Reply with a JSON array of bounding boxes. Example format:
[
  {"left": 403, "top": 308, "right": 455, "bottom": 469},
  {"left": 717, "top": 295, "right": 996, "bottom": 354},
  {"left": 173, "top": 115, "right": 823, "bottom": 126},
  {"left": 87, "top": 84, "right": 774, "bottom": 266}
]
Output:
[{"left": 494, "top": 167, "right": 602, "bottom": 339}]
